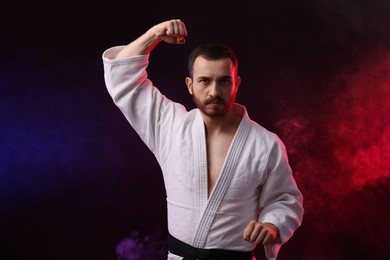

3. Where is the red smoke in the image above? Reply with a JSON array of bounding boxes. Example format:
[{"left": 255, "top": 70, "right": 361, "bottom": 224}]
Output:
[
  {"left": 275, "top": 45, "right": 390, "bottom": 256},
  {"left": 330, "top": 52, "right": 390, "bottom": 189}
]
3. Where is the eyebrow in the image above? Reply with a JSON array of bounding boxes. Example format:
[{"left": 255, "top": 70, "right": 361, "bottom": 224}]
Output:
[
  {"left": 219, "top": 75, "right": 232, "bottom": 80},
  {"left": 196, "top": 75, "right": 232, "bottom": 80}
]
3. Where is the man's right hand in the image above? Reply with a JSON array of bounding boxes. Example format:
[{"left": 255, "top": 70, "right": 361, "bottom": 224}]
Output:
[
  {"left": 116, "top": 19, "right": 188, "bottom": 59},
  {"left": 149, "top": 19, "right": 188, "bottom": 45}
]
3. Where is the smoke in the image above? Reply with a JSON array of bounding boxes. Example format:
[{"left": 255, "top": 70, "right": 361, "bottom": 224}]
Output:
[
  {"left": 274, "top": 44, "right": 390, "bottom": 255},
  {"left": 329, "top": 50, "right": 390, "bottom": 189},
  {"left": 116, "top": 229, "right": 167, "bottom": 260}
]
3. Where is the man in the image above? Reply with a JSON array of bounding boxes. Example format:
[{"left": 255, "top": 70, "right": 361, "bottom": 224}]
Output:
[{"left": 102, "top": 19, "right": 303, "bottom": 260}]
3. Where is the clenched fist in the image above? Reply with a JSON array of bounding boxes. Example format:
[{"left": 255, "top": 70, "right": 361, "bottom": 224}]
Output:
[
  {"left": 149, "top": 19, "right": 188, "bottom": 44},
  {"left": 243, "top": 220, "right": 280, "bottom": 246}
]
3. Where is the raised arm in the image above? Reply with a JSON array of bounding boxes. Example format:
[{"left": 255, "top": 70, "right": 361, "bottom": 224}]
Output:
[{"left": 115, "top": 19, "right": 188, "bottom": 59}]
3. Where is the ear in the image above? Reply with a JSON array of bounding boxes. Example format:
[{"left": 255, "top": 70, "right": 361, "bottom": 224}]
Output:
[
  {"left": 236, "top": 76, "right": 241, "bottom": 89},
  {"left": 233, "top": 76, "right": 241, "bottom": 95},
  {"left": 185, "top": 77, "right": 193, "bottom": 95}
]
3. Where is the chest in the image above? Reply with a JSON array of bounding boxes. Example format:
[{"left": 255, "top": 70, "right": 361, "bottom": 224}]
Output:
[
  {"left": 163, "top": 121, "right": 267, "bottom": 204},
  {"left": 206, "top": 134, "right": 235, "bottom": 195}
]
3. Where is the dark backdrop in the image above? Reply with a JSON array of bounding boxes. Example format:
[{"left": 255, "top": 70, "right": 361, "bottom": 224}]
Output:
[{"left": 1, "top": 1, "right": 389, "bottom": 259}]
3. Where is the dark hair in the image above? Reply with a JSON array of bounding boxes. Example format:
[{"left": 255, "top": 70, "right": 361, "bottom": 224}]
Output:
[{"left": 187, "top": 43, "right": 239, "bottom": 77}]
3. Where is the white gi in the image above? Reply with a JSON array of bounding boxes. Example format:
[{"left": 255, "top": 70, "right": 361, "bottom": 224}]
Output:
[{"left": 102, "top": 46, "right": 304, "bottom": 260}]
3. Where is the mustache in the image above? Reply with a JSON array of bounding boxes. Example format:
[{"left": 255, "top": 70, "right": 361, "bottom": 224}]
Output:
[{"left": 205, "top": 97, "right": 225, "bottom": 105}]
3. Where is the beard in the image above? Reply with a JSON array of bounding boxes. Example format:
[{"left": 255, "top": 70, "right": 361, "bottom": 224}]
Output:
[{"left": 192, "top": 94, "right": 236, "bottom": 117}]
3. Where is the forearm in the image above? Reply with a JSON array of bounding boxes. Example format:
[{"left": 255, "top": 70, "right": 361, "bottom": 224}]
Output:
[{"left": 115, "top": 29, "right": 162, "bottom": 59}]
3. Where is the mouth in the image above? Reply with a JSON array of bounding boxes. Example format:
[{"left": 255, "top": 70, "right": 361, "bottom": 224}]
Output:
[
  {"left": 205, "top": 98, "right": 224, "bottom": 105},
  {"left": 206, "top": 101, "right": 225, "bottom": 111}
]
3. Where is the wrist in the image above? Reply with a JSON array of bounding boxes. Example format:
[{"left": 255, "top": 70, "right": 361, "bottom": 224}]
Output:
[{"left": 142, "top": 29, "right": 163, "bottom": 53}]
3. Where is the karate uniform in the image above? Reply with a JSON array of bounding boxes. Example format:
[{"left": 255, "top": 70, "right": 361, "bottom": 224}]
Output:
[{"left": 102, "top": 46, "right": 304, "bottom": 260}]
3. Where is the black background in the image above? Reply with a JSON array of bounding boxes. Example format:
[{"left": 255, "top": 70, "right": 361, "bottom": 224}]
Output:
[{"left": 1, "top": 1, "right": 390, "bottom": 259}]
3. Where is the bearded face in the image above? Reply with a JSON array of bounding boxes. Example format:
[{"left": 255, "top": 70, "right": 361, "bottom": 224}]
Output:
[
  {"left": 186, "top": 57, "right": 240, "bottom": 118},
  {"left": 191, "top": 87, "right": 236, "bottom": 117}
]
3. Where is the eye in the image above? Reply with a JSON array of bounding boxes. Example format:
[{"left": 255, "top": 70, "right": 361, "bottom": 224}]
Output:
[
  {"left": 198, "top": 78, "right": 209, "bottom": 84},
  {"left": 219, "top": 77, "right": 232, "bottom": 85}
]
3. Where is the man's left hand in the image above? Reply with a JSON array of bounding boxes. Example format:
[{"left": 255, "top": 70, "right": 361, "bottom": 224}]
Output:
[{"left": 243, "top": 220, "right": 280, "bottom": 246}]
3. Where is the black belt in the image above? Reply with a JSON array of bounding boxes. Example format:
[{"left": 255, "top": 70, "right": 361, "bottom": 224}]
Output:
[{"left": 168, "top": 233, "right": 254, "bottom": 260}]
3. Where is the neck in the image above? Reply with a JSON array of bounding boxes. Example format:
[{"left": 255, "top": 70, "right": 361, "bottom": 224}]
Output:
[{"left": 202, "top": 109, "right": 241, "bottom": 135}]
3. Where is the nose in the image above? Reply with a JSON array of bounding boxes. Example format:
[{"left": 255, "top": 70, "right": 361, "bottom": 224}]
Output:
[{"left": 209, "top": 82, "right": 221, "bottom": 98}]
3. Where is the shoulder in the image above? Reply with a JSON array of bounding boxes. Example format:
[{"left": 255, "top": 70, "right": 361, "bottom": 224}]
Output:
[{"left": 243, "top": 113, "right": 288, "bottom": 154}]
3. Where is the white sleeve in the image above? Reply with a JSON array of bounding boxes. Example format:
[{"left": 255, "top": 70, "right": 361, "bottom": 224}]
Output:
[
  {"left": 258, "top": 135, "right": 304, "bottom": 259},
  {"left": 102, "top": 46, "right": 187, "bottom": 157}
]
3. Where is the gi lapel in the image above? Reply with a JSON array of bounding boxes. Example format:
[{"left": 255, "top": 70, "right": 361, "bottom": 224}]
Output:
[{"left": 192, "top": 106, "right": 250, "bottom": 247}]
